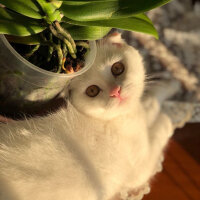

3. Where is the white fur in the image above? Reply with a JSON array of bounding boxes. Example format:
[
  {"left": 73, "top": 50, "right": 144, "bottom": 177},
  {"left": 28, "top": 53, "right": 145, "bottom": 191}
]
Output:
[{"left": 0, "top": 34, "right": 173, "bottom": 200}]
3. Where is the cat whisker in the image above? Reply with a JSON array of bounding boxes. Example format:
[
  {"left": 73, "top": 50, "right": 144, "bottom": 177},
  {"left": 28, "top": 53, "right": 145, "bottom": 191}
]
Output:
[
  {"left": 144, "top": 78, "right": 168, "bottom": 92},
  {"left": 145, "top": 72, "right": 172, "bottom": 84},
  {"left": 122, "top": 82, "right": 144, "bottom": 92},
  {"left": 122, "top": 83, "right": 134, "bottom": 90}
]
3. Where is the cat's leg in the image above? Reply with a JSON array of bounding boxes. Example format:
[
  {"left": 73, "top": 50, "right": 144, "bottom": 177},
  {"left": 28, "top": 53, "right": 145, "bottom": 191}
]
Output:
[
  {"left": 149, "top": 79, "right": 180, "bottom": 104},
  {"left": 110, "top": 112, "right": 173, "bottom": 200},
  {"left": 149, "top": 112, "right": 173, "bottom": 151},
  {"left": 143, "top": 78, "right": 180, "bottom": 127},
  {"left": 143, "top": 96, "right": 160, "bottom": 128},
  {"left": 148, "top": 112, "right": 174, "bottom": 176},
  {"left": 151, "top": 112, "right": 173, "bottom": 144}
]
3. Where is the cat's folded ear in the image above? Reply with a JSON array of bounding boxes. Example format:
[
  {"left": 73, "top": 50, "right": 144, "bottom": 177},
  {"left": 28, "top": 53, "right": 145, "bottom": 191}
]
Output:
[{"left": 101, "top": 31, "right": 126, "bottom": 47}]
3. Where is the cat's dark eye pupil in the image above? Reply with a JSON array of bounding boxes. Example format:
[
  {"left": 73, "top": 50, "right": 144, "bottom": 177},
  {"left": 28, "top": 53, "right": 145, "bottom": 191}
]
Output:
[
  {"left": 111, "top": 62, "right": 125, "bottom": 76},
  {"left": 86, "top": 85, "right": 100, "bottom": 97}
]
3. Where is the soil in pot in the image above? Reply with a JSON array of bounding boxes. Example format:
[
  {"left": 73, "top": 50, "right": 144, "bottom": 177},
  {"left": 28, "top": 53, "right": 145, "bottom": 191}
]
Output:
[{"left": 10, "top": 40, "right": 89, "bottom": 74}]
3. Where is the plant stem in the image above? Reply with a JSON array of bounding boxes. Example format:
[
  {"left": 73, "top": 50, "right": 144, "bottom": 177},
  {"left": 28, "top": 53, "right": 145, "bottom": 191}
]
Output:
[
  {"left": 47, "top": 33, "right": 54, "bottom": 62},
  {"left": 54, "top": 43, "right": 63, "bottom": 73},
  {"left": 54, "top": 21, "right": 77, "bottom": 53},
  {"left": 25, "top": 45, "right": 40, "bottom": 58},
  {"left": 40, "top": 32, "right": 62, "bottom": 73},
  {"left": 63, "top": 39, "right": 76, "bottom": 59},
  {"left": 49, "top": 24, "right": 76, "bottom": 59},
  {"left": 62, "top": 43, "right": 68, "bottom": 58},
  {"left": 76, "top": 41, "right": 90, "bottom": 49},
  {"left": 62, "top": 57, "right": 66, "bottom": 71}
]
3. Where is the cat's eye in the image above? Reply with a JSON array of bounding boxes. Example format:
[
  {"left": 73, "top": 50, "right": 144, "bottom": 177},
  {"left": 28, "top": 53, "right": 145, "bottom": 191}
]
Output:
[
  {"left": 86, "top": 85, "right": 100, "bottom": 97},
  {"left": 111, "top": 62, "right": 125, "bottom": 76}
]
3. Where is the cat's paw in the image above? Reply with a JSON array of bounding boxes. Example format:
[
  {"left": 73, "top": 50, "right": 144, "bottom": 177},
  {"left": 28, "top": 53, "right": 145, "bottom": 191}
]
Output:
[
  {"left": 158, "top": 112, "right": 174, "bottom": 139},
  {"left": 150, "top": 112, "right": 174, "bottom": 149},
  {"left": 164, "top": 113, "right": 173, "bottom": 137},
  {"left": 143, "top": 96, "right": 160, "bottom": 127}
]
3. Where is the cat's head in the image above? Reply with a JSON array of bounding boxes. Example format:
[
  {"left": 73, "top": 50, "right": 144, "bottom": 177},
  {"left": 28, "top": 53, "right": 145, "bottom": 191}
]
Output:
[{"left": 69, "top": 32, "right": 145, "bottom": 120}]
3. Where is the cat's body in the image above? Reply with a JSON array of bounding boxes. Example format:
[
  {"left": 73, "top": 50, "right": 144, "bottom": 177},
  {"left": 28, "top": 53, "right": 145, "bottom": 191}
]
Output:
[{"left": 0, "top": 33, "right": 174, "bottom": 200}]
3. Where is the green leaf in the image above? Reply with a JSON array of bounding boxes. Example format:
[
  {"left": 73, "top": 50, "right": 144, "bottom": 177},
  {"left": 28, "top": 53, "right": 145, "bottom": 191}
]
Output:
[
  {"left": 5, "top": 35, "right": 43, "bottom": 45},
  {"left": 61, "top": 0, "right": 116, "bottom": 5},
  {"left": 0, "top": 0, "right": 43, "bottom": 19},
  {"left": 60, "top": 1, "right": 118, "bottom": 21},
  {"left": 63, "top": 13, "right": 158, "bottom": 38},
  {"left": 62, "top": 0, "right": 116, "bottom": 1},
  {"left": 51, "top": 1, "right": 63, "bottom": 8},
  {"left": 62, "top": 24, "right": 111, "bottom": 40},
  {"left": 60, "top": 1, "right": 91, "bottom": 5},
  {"left": 60, "top": 0, "right": 171, "bottom": 21},
  {"left": 5, "top": 25, "right": 111, "bottom": 43},
  {"left": 112, "top": 0, "right": 171, "bottom": 18},
  {"left": 36, "top": 0, "right": 61, "bottom": 23},
  {"left": 0, "top": 8, "right": 46, "bottom": 36}
]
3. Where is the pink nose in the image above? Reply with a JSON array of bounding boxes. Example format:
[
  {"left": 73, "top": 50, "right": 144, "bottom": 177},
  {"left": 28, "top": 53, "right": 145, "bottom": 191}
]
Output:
[{"left": 110, "top": 86, "right": 121, "bottom": 98}]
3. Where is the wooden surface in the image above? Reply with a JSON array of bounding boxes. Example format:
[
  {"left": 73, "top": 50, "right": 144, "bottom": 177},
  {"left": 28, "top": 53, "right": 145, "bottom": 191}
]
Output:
[{"left": 143, "top": 123, "right": 200, "bottom": 200}]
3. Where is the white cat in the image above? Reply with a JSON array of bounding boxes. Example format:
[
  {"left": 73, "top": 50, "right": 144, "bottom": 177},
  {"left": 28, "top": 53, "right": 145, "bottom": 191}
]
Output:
[{"left": 0, "top": 33, "right": 174, "bottom": 200}]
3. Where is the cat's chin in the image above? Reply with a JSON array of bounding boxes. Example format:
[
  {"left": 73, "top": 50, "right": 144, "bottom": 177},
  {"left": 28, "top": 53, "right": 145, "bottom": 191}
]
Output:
[{"left": 91, "top": 99, "right": 135, "bottom": 120}]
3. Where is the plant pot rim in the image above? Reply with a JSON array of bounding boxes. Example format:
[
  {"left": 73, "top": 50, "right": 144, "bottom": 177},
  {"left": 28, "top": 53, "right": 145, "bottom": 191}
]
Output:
[{"left": 0, "top": 34, "right": 97, "bottom": 78}]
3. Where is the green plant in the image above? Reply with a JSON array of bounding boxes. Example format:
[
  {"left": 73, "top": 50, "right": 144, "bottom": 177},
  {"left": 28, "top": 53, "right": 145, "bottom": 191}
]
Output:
[{"left": 0, "top": 0, "right": 171, "bottom": 73}]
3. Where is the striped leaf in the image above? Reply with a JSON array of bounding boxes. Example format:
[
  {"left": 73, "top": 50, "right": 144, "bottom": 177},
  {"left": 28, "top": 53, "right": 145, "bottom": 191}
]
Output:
[
  {"left": 60, "top": 0, "right": 171, "bottom": 21},
  {"left": 63, "top": 13, "right": 158, "bottom": 38},
  {"left": 0, "top": 8, "right": 46, "bottom": 36},
  {"left": 0, "top": 0, "right": 43, "bottom": 19}
]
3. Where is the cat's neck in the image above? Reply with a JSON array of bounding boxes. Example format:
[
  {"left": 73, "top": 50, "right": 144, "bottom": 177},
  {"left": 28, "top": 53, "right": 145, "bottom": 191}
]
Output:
[{"left": 64, "top": 100, "right": 143, "bottom": 123}]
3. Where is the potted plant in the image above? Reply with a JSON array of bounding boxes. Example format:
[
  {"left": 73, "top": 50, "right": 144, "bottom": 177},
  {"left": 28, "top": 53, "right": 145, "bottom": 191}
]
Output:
[{"left": 0, "top": 0, "right": 171, "bottom": 116}]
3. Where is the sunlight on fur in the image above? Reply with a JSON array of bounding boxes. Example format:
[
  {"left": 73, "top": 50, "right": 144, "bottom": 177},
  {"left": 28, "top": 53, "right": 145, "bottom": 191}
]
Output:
[{"left": 0, "top": 33, "right": 174, "bottom": 200}]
